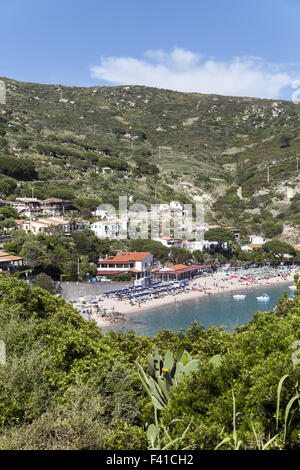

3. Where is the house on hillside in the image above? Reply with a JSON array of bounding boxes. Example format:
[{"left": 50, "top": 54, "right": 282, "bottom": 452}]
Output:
[
  {"left": 92, "top": 207, "right": 111, "bottom": 219},
  {"left": 10, "top": 198, "right": 41, "bottom": 217},
  {"left": 241, "top": 235, "right": 266, "bottom": 252},
  {"left": 90, "top": 219, "right": 128, "bottom": 238},
  {"left": 153, "top": 236, "right": 183, "bottom": 248},
  {"left": 68, "top": 219, "right": 90, "bottom": 232},
  {"left": 196, "top": 224, "right": 240, "bottom": 241},
  {"left": 182, "top": 240, "right": 211, "bottom": 252},
  {"left": 0, "top": 199, "right": 10, "bottom": 207},
  {"left": 22, "top": 217, "right": 70, "bottom": 235},
  {"left": 249, "top": 235, "right": 266, "bottom": 245},
  {"left": 40, "top": 198, "right": 70, "bottom": 216}
]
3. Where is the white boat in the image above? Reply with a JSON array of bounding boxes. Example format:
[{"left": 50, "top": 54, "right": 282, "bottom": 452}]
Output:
[
  {"left": 288, "top": 285, "right": 297, "bottom": 291},
  {"left": 233, "top": 294, "right": 246, "bottom": 300},
  {"left": 256, "top": 293, "right": 270, "bottom": 302}
]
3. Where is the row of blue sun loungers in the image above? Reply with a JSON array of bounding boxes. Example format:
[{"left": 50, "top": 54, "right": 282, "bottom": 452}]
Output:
[{"left": 104, "top": 281, "right": 189, "bottom": 301}]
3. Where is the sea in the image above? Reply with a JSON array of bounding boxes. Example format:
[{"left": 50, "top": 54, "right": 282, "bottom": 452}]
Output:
[{"left": 101, "top": 281, "right": 295, "bottom": 337}]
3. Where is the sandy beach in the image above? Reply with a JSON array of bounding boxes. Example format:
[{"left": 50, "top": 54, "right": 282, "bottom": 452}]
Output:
[{"left": 88, "top": 268, "right": 297, "bottom": 328}]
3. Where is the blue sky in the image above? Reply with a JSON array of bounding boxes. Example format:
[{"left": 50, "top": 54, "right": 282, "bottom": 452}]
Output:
[{"left": 1, "top": 0, "right": 300, "bottom": 99}]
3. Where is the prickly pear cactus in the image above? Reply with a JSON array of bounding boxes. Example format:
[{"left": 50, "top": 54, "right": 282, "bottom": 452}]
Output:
[{"left": 136, "top": 345, "right": 221, "bottom": 409}]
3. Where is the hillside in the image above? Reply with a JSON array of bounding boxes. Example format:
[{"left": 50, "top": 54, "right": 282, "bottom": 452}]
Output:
[{"left": 0, "top": 76, "right": 300, "bottom": 242}]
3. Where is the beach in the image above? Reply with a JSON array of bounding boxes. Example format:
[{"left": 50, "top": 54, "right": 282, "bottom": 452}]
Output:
[{"left": 78, "top": 267, "right": 298, "bottom": 328}]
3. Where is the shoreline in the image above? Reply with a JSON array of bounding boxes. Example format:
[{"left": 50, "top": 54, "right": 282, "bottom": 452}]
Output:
[{"left": 92, "top": 270, "right": 297, "bottom": 328}]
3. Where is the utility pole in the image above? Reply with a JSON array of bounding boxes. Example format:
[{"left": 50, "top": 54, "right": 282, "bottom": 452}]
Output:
[
  {"left": 297, "top": 157, "right": 299, "bottom": 172},
  {"left": 267, "top": 166, "right": 270, "bottom": 184},
  {"left": 77, "top": 258, "right": 80, "bottom": 279}
]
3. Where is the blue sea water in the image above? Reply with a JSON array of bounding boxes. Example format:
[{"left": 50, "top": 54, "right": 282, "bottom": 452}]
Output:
[{"left": 102, "top": 282, "right": 294, "bottom": 337}]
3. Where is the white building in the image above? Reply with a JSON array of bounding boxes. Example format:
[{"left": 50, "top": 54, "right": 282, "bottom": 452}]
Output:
[
  {"left": 182, "top": 240, "right": 211, "bottom": 252},
  {"left": 169, "top": 201, "right": 183, "bottom": 211},
  {"left": 241, "top": 235, "right": 267, "bottom": 252},
  {"left": 153, "top": 236, "right": 183, "bottom": 248},
  {"left": 97, "top": 252, "right": 154, "bottom": 282},
  {"left": 248, "top": 235, "right": 266, "bottom": 245},
  {"left": 90, "top": 219, "right": 128, "bottom": 238},
  {"left": 21, "top": 217, "right": 70, "bottom": 235}
]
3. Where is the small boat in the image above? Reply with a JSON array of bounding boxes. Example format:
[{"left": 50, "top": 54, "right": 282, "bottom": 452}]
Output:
[
  {"left": 256, "top": 293, "right": 270, "bottom": 302},
  {"left": 289, "top": 285, "right": 297, "bottom": 291},
  {"left": 233, "top": 294, "right": 246, "bottom": 300}
]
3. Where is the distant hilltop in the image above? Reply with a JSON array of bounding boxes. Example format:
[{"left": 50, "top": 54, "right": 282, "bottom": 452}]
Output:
[{"left": 0, "top": 76, "right": 299, "bottom": 241}]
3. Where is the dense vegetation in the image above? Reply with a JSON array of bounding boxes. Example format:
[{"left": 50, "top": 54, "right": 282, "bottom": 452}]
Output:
[
  {"left": 4, "top": 230, "right": 299, "bottom": 284},
  {"left": 0, "top": 276, "right": 300, "bottom": 449}
]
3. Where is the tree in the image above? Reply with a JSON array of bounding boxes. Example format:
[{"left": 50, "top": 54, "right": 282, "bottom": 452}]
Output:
[
  {"left": 0, "top": 206, "right": 19, "bottom": 220},
  {"left": 192, "top": 250, "right": 205, "bottom": 264},
  {"left": 20, "top": 240, "right": 52, "bottom": 270},
  {"left": 129, "top": 239, "right": 169, "bottom": 263},
  {"left": 34, "top": 273, "right": 56, "bottom": 294},
  {"left": 262, "top": 240, "right": 296, "bottom": 263},
  {"left": 279, "top": 134, "right": 293, "bottom": 148},
  {"left": 204, "top": 228, "right": 236, "bottom": 252},
  {"left": 169, "top": 247, "right": 192, "bottom": 265},
  {"left": 262, "top": 223, "right": 283, "bottom": 239}
]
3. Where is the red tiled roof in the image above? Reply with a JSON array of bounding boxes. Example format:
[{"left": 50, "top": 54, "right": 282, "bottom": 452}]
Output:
[
  {"left": 102, "top": 252, "right": 150, "bottom": 262},
  {"left": 97, "top": 270, "right": 126, "bottom": 275},
  {"left": 166, "top": 264, "right": 188, "bottom": 271},
  {"left": 0, "top": 255, "right": 23, "bottom": 263},
  {"left": 99, "top": 260, "right": 134, "bottom": 265},
  {"left": 157, "top": 265, "right": 208, "bottom": 275}
]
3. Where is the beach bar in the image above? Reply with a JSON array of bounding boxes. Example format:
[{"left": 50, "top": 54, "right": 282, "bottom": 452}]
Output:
[{"left": 155, "top": 264, "right": 210, "bottom": 282}]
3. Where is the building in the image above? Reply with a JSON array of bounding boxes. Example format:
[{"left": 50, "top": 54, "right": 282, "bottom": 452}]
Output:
[
  {"left": 155, "top": 264, "right": 209, "bottom": 282},
  {"left": 0, "top": 249, "right": 23, "bottom": 271},
  {"left": 182, "top": 240, "right": 211, "bottom": 252},
  {"left": 241, "top": 235, "right": 266, "bottom": 252},
  {"left": 169, "top": 201, "right": 183, "bottom": 216},
  {"left": 90, "top": 219, "right": 128, "bottom": 238},
  {"left": 22, "top": 217, "right": 70, "bottom": 235},
  {"left": 249, "top": 235, "right": 266, "bottom": 245},
  {"left": 241, "top": 243, "right": 264, "bottom": 252},
  {"left": 196, "top": 224, "right": 240, "bottom": 241},
  {"left": 68, "top": 219, "right": 90, "bottom": 233},
  {"left": 92, "top": 207, "right": 111, "bottom": 219},
  {"left": 11, "top": 198, "right": 41, "bottom": 217},
  {"left": 97, "top": 251, "right": 154, "bottom": 282},
  {"left": 8, "top": 197, "right": 69, "bottom": 218},
  {"left": 0, "top": 199, "right": 10, "bottom": 207},
  {"left": 40, "top": 198, "right": 69, "bottom": 216},
  {"left": 153, "top": 236, "right": 183, "bottom": 248}
]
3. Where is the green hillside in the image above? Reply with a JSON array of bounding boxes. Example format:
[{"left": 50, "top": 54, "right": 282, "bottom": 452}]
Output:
[{"left": 0, "top": 76, "right": 300, "bottom": 241}]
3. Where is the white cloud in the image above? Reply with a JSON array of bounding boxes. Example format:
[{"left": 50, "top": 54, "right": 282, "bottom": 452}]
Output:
[{"left": 90, "top": 47, "right": 297, "bottom": 99}]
